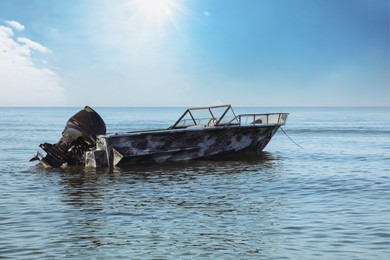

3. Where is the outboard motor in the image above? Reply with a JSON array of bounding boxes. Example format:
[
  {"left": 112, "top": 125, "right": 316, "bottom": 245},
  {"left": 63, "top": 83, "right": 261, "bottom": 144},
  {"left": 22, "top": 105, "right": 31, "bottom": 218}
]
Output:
[{"left": 31, "top": 106, "right": 106, "bottom": 167}]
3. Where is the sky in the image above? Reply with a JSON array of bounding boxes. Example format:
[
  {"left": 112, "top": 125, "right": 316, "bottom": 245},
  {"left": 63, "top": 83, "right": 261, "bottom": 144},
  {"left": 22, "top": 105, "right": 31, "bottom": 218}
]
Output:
[{"left": 0, "top": 0, "right": 389, "bottom": 107}]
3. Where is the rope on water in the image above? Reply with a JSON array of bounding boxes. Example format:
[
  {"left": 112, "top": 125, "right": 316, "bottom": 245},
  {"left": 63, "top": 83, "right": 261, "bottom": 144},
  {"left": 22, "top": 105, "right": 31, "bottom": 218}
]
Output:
[{"left": 280, "top": 127, "right": 304, "bottom": 150}]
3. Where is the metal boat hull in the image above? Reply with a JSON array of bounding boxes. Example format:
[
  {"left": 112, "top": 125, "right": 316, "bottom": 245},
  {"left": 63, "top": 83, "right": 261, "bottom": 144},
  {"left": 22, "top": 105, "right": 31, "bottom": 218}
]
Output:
[
  {"left": 85, "top": 124, "right": 281, "bottom": 167},
  {"left": 32, "top": 105, "right": 288, "bottom": 168}
]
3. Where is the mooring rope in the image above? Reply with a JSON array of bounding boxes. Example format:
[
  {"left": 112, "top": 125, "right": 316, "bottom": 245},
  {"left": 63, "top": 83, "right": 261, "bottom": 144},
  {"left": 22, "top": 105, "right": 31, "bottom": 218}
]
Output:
[{"left": 280, "top": 127, "right": 304, "bottom": 150}]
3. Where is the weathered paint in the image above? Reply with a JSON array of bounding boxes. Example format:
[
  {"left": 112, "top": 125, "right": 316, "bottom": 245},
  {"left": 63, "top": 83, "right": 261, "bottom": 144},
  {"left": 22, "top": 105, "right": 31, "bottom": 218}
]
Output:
[
  {"left": 86, "top": 124, "right": 281, "bottom": 167},
  {"left": 33, "top": 105, "right": 288, "bottom": 168}
]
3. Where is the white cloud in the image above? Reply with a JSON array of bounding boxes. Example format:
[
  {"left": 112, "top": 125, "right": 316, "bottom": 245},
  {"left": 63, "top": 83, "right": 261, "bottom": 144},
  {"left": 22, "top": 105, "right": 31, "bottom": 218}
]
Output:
[
  {"left": 17, "top": 37, "right": 51, "bottom": 53},
  {"left": 6, "top": 20, "right": 25, "bottom": 31},
  {"left": 0, "top": 25, "right": 13, "bottom": 36},
  {"left": 0, "top": 24, "right": 66, "bottom": 106},
  {"left": 203, "top": 11, "right": 211, "bottom": 16}
]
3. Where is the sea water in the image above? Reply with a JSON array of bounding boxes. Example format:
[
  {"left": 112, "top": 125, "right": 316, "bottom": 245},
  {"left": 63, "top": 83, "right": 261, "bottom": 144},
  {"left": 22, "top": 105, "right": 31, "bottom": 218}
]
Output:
[{"left": 0, "top": 107, "right": 389, "bottom": 259}]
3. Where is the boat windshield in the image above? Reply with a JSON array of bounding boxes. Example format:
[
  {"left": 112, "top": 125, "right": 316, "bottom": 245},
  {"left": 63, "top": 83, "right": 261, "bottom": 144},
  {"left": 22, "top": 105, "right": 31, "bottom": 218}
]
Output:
[{"left": 171, "top": 105, "right": 239, "bottom": 129}]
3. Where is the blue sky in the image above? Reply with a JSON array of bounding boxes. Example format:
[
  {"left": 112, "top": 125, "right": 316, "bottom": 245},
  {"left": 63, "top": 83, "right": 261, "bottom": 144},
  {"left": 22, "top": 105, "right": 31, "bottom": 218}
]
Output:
[{"left": 0, "top": 0, "right": 389, "bottom": 106}]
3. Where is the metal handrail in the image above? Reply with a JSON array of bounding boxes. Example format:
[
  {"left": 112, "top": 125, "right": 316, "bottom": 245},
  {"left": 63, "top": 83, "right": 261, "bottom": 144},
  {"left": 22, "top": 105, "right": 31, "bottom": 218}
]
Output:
[{"left": 237, "top": 113, "right": 288, "bottom": 126}]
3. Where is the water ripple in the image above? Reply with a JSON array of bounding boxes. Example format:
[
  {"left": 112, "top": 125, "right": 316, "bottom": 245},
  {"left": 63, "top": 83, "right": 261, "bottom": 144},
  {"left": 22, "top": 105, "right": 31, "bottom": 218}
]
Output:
[{"left": 1, "top": 107, "right": 390, "bottom": 259}]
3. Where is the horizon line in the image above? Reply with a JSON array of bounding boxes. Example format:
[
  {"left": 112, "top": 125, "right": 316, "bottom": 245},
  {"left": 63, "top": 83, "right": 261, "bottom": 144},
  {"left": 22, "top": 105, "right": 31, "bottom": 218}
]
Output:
[{"left": 0, "top": 105, "right": 389, "bottom": 108}]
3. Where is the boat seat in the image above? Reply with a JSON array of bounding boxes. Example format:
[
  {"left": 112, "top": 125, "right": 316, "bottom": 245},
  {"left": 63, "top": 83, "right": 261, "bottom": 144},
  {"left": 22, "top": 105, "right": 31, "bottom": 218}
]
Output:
[{"left": 252, "top": 119, "right": 263, "bottom": 124}]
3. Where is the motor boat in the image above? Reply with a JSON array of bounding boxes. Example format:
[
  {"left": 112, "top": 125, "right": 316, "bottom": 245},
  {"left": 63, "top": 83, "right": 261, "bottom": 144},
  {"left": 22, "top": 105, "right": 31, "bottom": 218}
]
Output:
[{"left": 31, "top": 105, "right": 288, "bottom": 168}]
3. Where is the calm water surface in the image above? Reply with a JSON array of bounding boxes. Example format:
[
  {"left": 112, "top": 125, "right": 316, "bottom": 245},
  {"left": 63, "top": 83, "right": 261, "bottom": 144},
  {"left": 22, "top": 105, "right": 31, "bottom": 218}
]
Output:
[{"left": 0, "top": 107, "right": 389, "bottom": 259}]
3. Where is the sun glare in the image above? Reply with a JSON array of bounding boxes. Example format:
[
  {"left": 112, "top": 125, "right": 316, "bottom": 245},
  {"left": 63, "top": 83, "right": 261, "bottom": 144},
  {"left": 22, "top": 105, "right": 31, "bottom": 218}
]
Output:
[{"left": 131, "top": 0, "right": 183, "bottom": 26}]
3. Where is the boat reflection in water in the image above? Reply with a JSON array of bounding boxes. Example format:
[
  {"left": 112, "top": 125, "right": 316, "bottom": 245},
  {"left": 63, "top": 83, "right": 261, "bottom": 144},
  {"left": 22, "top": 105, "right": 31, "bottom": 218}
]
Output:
[{"left": 32, "top": 105, "right": 288, "bottom": 168}]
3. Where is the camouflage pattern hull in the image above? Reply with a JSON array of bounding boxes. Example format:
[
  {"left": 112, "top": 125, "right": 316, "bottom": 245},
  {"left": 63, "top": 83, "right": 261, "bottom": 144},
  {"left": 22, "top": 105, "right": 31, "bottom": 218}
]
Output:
[
  {"left": 85, "top": 124, "right": 281, "bottom": 167},
  {"left": 32, "top": 105, "right": 288, "bottom": 168}
]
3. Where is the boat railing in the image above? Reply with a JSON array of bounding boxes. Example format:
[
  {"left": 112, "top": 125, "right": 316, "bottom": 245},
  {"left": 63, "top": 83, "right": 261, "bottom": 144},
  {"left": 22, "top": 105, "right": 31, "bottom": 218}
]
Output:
[
  {"left": 170, "top": 105, "right": 288, "bottom": 129},
  {"left": 175, "top": 113, "right": 288, "bottom": 128},
  {"left": 237, "top": 113, "right": 288, "bottom": 126},
  {"left": 174, "top": 118, "right": 211, "bottom": 128}
]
